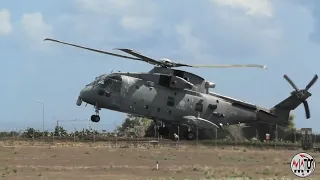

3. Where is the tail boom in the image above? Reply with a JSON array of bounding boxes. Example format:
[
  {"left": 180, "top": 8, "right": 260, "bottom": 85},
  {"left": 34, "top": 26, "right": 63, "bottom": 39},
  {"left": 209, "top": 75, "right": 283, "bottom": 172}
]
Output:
[{"left": 274, "top": 90, "right": 311, "bottom": 111}]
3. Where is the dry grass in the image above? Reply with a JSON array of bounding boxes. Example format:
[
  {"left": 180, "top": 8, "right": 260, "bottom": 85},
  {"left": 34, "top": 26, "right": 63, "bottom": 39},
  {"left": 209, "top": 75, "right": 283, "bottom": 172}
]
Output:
[{"left": 0, "top": 141, "right": 319, "bottom": 180}]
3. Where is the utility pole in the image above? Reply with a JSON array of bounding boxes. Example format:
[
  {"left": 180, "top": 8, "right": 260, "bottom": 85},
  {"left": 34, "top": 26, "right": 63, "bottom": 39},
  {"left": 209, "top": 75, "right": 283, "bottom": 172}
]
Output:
[
  {"left": 196, "top": 127, "right": 199, "bottom": 147},
  {"left": 275, "top": 124, "right": 278, "bottom": 149},
  {"left": 177, "top": 126, "right": 180, "bottom": 144},
  {"left": 196, "top": 111, "right": 201, "bottom": 147},
  {"left": 36, "top": 100, "right": 45, "bottom": 142},
  {"left": 215, "top": 127, "right": 217, "bottom": 149},
  {"left": 276, "top": 124, "right": 278, "bottom": 141},
  {"left": 196, "top": 112, "right": 200, "bottom": 148}
]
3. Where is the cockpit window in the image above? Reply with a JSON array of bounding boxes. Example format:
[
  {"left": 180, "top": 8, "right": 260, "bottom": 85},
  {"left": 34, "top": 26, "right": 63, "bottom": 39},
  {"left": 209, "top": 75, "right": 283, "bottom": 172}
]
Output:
[
  {"left": 86, "top": 81, "right": 94, "bottom": 86},
  {"left": 98, "top": 75, "right": 122, "bottom": 92},
  {"left": 86, "top": 75, "right": 122, "bottom": 92},
  {"left": 86, "top": 75, "right": 105, "bottom": 86},
  {"left": 111, "top": 80, "right": 121, "bottom": 92}
]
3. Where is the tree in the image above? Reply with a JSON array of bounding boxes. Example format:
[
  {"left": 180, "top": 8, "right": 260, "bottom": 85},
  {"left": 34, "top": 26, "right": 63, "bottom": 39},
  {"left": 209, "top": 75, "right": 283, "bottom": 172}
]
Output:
[
  {"left": 287, "top": 114, "right": 295, "bottom": 131},
  {"left": 116, "top": 114, "right": 152, "bottom": 135},
  {"left": 54, "top": 126, "right": 68, "bottom": 137},
  {"left": 22, "top": 127, "right": 41, "bottom": 138},
  {"left": 0, "top": 132, "right": 12, "bottom": 137}
]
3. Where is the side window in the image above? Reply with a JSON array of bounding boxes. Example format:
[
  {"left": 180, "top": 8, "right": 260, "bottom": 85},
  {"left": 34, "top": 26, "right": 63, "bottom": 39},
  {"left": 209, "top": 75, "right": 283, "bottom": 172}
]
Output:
[
  {"left": 114, "top": 81, "right": 121, "bottom": 92},
  {"left": 167, "top": 96, "right": 175, "bottom": 106},
  {"left": 195, "top": 102, "right": 203, "bottom": 112},
  {"left": 110, "top": 80, "right": 121, "bottom": 92},
  {"left": 104, "top": 75, "right": 122, "bottom": 92}
]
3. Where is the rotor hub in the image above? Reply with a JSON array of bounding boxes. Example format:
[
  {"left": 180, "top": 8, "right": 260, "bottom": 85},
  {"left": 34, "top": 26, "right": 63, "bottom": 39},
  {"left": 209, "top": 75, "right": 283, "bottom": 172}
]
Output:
[
  {"left": 291, "top": 89, "right": 311, "bottom": 100},
  {"left": 159, "top": 58, "right": 171, "bottom": 62},
  {"left": 296, "top": 90, "right": 311, "bottom": 99}
]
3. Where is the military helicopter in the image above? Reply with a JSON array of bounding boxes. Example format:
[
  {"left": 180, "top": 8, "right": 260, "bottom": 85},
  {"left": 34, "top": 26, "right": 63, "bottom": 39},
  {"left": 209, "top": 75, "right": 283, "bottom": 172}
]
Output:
[{"left": 44, "top": 38, "right": 318, "bottom": 140}]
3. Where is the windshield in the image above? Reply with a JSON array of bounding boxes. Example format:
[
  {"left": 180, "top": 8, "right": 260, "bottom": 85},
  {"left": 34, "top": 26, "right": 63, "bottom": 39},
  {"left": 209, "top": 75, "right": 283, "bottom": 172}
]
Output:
[{"left": 86, "top": 74, "right": 105, "bottom": 86}]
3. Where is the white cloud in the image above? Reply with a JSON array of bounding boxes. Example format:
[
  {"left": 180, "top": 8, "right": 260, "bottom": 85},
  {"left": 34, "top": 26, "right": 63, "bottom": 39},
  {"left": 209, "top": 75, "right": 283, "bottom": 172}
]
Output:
[
  {"left": 20, "top": 12, "right": 54, "bottom": 52},
  {"left": 0, "top": 9, "right": 12, "bottom": 35},
  {"left": 74, "top": 0, "right": 157, "bottom": 31},
  {"left": 74, "top": 0, "right": 157, "bottom": 16},
  {"left": 175, "top": 21, "right": 205, "bottom": 58},
  {"left": 75, "top": 0, "right": 135, "bottom": 14},
  {"left": 120, "top": 16, "right": 153, "bottom": 30},
  {"left": 54, "top": 0, "right": 280, "bottom": 62},
  {"left": 21, "top": 12, "right": 53, "bottom": 41},
  {"left": 212, "top": 0, "right": 273, "bottom": 17}
]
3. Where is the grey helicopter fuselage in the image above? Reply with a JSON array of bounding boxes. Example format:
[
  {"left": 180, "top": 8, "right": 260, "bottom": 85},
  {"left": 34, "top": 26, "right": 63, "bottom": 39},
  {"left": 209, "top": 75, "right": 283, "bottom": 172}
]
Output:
[
  {"left": 76, "top": 66, "right": 317, "bottom": 140},
  {"left": 79, "top": 67, "right": 261, "bottom": 130}
]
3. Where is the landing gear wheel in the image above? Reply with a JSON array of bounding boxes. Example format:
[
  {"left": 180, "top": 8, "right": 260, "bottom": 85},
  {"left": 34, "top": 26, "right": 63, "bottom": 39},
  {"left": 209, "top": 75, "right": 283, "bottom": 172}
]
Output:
[
  {"left": 184, "top": 131, "right": 195, "bottom": 140},
  {"left": 91, "top": 103, "right": 100, "bottom": 123},
  {"left": 158, "top": 127, "right": 169, "bottom": 136},
  {"left": 90, "top": 115, "right": 100, "bottom": 122}
]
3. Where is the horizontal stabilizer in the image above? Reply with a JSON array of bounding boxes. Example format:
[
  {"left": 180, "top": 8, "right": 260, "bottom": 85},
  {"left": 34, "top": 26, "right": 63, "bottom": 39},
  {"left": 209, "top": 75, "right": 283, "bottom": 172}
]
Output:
[{"left": 182, "top": 116, "right": 222, "bottom": 129}]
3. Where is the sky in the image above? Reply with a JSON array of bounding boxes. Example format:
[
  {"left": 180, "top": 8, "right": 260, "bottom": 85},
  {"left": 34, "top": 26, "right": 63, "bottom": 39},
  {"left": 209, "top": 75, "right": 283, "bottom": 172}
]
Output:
[{"left": 1, "top": 0, "right": 319, "bottom": 132}]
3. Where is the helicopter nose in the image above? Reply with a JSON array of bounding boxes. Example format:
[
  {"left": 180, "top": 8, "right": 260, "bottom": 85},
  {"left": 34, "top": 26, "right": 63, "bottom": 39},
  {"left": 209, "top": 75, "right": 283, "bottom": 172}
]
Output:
[{"left": 78, "top": 86, "right": 94, "bottom": 104}]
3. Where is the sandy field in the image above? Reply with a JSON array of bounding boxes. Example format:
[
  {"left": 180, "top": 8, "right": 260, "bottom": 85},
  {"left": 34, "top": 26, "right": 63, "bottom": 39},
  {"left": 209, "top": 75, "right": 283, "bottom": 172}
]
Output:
[{"left": 0, "top": 142, "right": 319, "bottom": 180}]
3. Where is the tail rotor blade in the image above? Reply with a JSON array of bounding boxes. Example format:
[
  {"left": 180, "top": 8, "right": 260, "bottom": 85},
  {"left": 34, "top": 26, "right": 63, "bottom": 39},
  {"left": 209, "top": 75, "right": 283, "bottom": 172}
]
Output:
[
  {"left": 283, "top": 74, "right": 299, "bottom": 91},
  {"left": 305, "top": 74, "right": 318, "bottom": 90},
  {"left": 303, "top": 101, "right": 310, "bottom": 119}
]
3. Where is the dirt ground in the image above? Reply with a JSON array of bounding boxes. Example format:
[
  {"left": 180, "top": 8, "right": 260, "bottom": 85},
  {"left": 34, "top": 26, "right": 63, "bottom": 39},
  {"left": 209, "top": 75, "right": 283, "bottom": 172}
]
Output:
[{"left": 0, "top": 142, "right": 319, "bottom": 180}]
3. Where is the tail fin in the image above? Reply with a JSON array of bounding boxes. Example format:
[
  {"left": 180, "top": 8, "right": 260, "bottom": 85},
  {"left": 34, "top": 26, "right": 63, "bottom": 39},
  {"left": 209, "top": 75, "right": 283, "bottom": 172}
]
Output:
[{"left": 272, "top": 74, "right": 318, "bottom": 120}]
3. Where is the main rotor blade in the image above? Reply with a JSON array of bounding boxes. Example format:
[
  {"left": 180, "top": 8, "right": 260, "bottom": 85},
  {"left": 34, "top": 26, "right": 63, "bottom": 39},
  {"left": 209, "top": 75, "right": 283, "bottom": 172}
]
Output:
[
  {"left": 189, "top": 64, "right": 268, "bottom": 69},
  {"left": 43, "top": 38, "right": 141, "bottom": 61},
  {"left": 171, "top": 63, "right": 193, "bottom": 68},
  {"left": 303, "top": 101, "right": 310, "bottom": 119},
  {"left": 115, "top": 48, "right": 162, "bottom": 66},
  {"left": 305, "top": 74, "right": 318, "bottom": 90},
  {"left": 283, "top": 74, "right": 299, "bottom": 91}
]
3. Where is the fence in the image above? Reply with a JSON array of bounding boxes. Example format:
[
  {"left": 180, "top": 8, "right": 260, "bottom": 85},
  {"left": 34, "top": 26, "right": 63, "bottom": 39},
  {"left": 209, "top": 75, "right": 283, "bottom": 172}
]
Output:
[
  {"left": 1, "top": 119, "right": 320, "bottom": 150},
  {"left": 0, "top": 136, "right": 314, "bottom": 151},
  {"left": 0, "top": 127, "right": 320, "bottom": 151}
]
